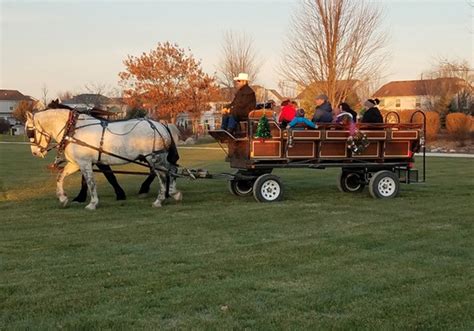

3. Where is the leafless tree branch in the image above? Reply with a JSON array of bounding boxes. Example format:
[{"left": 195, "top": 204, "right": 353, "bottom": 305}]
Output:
[
  {"left": 280, "top": 0, "right": 389, "bottom": 106},
  {"left": 217, "top": 30, "right": 262, "bottom": 87}
]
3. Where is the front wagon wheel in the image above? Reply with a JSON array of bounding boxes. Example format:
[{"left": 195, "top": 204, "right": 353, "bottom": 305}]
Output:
[
  {"left": 253, "top": 174, "right": 283, "bottom": 203},
  {"left": 337, "top": 171, "right": 366, "bottom": 193},
  {"left": 369, "top": 170, "right": 400, "bottom": 199},
  {"left": 228, "top": 179, "right": 254, "bottom": 197}
]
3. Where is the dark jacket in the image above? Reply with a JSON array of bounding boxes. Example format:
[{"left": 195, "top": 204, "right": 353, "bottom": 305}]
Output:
[
  {"left": 312, "top": 101, "right": 333, "bottom": 123},
  {"left": 361, "top": 107, "right": 383, "bottom": 124},
  {"left": 229, "top": 84, "right": 256, "bottom": 121}
]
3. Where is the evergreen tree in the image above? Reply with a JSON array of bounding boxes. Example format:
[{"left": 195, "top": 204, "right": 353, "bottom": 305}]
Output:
[{"left": 255, "top": 115, "right": 272, "bottom": 139}]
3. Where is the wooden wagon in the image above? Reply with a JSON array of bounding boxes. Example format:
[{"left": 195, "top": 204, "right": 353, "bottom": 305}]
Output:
[{"left": 208, "top": 110, "right": 426, "bottom": 202}]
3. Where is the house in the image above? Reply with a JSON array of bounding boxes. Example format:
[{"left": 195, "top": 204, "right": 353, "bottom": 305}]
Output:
[
  {"left": 0, "top": 89, "right": 35, "bottom": 125},
  {"left": 62, "top": 94, "right": 127, "bottom": 119},
  {"left": 373, "top": 78, "right": 472, "bottom": 111}
]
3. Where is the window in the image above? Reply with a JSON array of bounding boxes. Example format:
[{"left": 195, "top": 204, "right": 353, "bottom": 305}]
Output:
[
  {"left": 395, "top": 99, "right": 401, "bottom": 108},
  {"left": 9, "top": 106, "right": 13, "bottom": 111},
  {"left": 379, "top": 99, "right": 385, "bottom": 107},
  {"left": 415, "top": 97, "right": 421, "bottom": 108}
]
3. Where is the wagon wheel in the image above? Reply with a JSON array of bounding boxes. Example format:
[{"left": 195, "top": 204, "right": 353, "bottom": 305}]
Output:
[
  {"left": 228, "top": 179, "right": 254, "bottom": 197},
  {"left": 253, "top": 174, "right": 283, "bottom": 203},
  {"left": 337, "top": 171, "right": 365, "bottom": 193},
  {"left": 369, "top": 170, "right": 400, "bottom": 199}
]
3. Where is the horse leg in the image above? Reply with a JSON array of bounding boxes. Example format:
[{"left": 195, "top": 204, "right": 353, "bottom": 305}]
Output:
[
  {"left": 168, "top": 166, "right": 182, "bottom": 202},
  {"left": 138, "top": 173, "right": 156, "bottom": 198},
  {"left": 72, "top": 175, "right": 88, "bottom": 203},
  {"left": 56, "top": 162, "right": 80, "bottom": 207},
  {"left": 80, "top": 163, "right": 99, "bottom": 210},
  {"left": 151, "top": 171, "right": 166, "bottom": 208},
  {"left": 96, "top": 163, "right": 126, "bottom": 200}
]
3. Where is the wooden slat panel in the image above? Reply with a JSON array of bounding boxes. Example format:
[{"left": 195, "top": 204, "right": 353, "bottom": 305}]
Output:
[
  {"left": 320, "top": 141, "right": 347, "bottom": 158},
  {"left": 392, "top": 131, "right": 418, "bottom": 139},
  {"left": 326, "top": 131, "right": 350, "bottom": 139},
  {"left": 287, "top": 142, "right": 315, "bottom": 158},
  {"left": 384, "top": 141, "right": 410, "bottom": 157},
  {"left": 356, "top": 142, "right": 380, "bottom": 158},
  {"left": 293, "top": 130, "right": 321, "bottom": 140},
  {"left": 361, "top": 131, "right": 387, "bottom": 139},
  {"left": 251, "top": 140, "right": 281, "bottom": 158}
]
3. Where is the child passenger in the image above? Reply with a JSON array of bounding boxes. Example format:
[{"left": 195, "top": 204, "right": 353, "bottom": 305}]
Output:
[{"left": 287, "top": 108, "right": 317, "bottom": 130}]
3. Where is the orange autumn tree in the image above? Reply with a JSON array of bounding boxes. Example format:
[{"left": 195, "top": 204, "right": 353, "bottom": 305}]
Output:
[{"left": 119, "top": 42, "right": 218, "bottom": 123}]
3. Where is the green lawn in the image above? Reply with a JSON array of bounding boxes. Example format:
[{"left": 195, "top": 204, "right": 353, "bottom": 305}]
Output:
[{"left": 1, "top": 139, "right": 473, "bottom": 329}]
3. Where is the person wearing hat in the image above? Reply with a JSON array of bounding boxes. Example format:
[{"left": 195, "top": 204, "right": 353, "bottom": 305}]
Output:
[
  {"left": 361, "top": 99, "right": 383, "bottom": 123},
  {"left": 221, "top": 72, "right": 256, "bottom": 134},
  {"left": 312, "top": 94, "right": 333, "bottom": 123}
]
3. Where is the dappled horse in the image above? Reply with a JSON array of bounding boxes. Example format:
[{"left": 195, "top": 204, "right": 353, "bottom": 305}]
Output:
[
  {"left": 45, "top": 100, "right": 157, "bottom": 202},
  {"left": 25, "top": 107, "right": 181, "bottom": 209}
]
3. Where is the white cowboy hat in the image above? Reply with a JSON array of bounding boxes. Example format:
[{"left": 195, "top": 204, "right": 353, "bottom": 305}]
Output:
[{"left": 233, "top": 73, "right": 249, "bottom": 81}]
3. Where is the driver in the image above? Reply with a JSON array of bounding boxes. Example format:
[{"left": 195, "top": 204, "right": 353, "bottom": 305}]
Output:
[{"left": 221, "top": 73, "right": 256, "bottom": 135}]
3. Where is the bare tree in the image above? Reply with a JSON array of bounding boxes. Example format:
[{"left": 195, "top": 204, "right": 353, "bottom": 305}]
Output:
[
  {"left": 57, "top": 90, "right": 74, "bottom": 102},
  {"left": 41, "top": 84, "right": 49, "bottom": 107},
  {"left": 217, "top": 30, "right": 261, "bottom": 87},
  {"left": 281, "top": 0, "right": 388, "bottom": 107},
  {"left": 278, "top": 80, "right": 298, "bottom": 98},
  {"left": 422, "top": 58, "right": 473, "bottom": 115}
]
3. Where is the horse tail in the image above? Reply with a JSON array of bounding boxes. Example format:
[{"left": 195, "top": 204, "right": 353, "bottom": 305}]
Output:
[{"left": 164, "top": 124, "right": 180, "bottom": 166}]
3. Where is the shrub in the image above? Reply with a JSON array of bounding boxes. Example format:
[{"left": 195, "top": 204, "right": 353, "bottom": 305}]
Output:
[
  {"left": 446, "top": 113, "right": 472, "bottom": 145},
  {"left": 424, "top": 111, "right": 440, "bottom": 142}
]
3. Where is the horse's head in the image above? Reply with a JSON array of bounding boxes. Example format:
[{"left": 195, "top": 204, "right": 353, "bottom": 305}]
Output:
[{"left": 25, "top": 111, "right": 51, "bottom": 158}]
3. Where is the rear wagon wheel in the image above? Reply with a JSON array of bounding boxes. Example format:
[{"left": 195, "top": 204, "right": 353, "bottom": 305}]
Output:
[{"left": 369, "top": 170, "right": 400, "bottom": 199}]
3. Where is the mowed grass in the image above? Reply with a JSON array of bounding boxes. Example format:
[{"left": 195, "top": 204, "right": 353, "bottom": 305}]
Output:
[{"left": 0, "top": 139, "right": 473, "bottom": 329}]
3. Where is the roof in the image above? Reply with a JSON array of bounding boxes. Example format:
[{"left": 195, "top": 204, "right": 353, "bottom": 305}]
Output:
[
  {"left": 63, "top": 94, "right": 112, "bottom": 105},
  {"left": 0, "top": 89, "right": 34, "bottom": 101},
  {"left": 373, "top": 78, "right": 467, "bottom": 97}
]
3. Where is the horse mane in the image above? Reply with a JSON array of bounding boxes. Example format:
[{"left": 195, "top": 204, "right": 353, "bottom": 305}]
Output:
[{"left": 47, "top": 99, "right": 74, "bottom": 110}]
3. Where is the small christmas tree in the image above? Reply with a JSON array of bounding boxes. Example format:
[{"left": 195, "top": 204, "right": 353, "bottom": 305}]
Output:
[{"left": 255, "top": 115, "right": 272, "bottom": 139}]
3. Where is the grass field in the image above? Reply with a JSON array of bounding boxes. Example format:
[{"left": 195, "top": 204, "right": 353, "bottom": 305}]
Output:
[{"left": 1, "top": 138, "right": 473, "bottom": 329}]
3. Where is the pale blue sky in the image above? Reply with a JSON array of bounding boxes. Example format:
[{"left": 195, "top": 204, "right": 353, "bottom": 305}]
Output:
[{"left": 1, "top": 0, "right": 473, "bottom": 99}]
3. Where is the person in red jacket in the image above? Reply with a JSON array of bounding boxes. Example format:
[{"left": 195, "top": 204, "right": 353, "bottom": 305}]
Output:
[{"left": 278, "top": 99, "right": 296, "bottom": 128}]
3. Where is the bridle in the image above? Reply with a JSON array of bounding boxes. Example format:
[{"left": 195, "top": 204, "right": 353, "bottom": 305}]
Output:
[
  {"left": 26, "top": 110, "right": 78, "bottom": 155},
  {"left": 26, "top": 114, "right": 54, "bottom": 154}
]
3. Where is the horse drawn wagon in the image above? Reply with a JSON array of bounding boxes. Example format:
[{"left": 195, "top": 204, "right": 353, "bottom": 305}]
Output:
[{"left": 208, "top": 110, "right": 426, "bottom": 202}]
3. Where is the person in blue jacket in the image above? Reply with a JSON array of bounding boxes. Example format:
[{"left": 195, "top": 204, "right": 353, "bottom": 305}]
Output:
[{"left": 287, "top": 108, "right": 317, "bottom": 129}]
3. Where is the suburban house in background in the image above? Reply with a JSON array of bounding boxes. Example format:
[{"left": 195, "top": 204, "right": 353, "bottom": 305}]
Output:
[
  {"left": 0, "top": 89, "right": 36, "bottom": 135},
  {"left": 62, "top": 94, "right": 128, "bottom": 119},
  {"left": 0, "top": 89, "right": 35, "bottom": 124},
  {"left": 373, "top": 78, "right": 473, "bottom": 112}
]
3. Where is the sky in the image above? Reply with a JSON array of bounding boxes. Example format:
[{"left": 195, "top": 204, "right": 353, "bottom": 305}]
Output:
[{"left": 1, "top": 0, "right": 473, "bottom": 99}]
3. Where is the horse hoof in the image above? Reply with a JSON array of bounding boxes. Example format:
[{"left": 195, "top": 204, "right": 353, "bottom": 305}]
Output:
[
  {"left": 138, "top": 193, "right": 149, "bottom": 199},
  {"left": 85, "top": 204, "right": 96, "bottom": 210},
  {"left": 116, "top": 196, "right": 126, "bottom": 201},
  {"left": 172, "top": 192, "right": 183, "bottom": 202},
  {"left": 59, "top": 197, "right": 68, "bottom": 207},
  {"left": 152, "top": 201, "right": 162, "bottom": 208}
]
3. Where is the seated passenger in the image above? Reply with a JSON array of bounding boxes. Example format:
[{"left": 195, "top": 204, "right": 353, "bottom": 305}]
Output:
[
  {"left": 338, "top": 102, "right": 358, "bottom": 122},
  {"left": 333, "top": 104, "right": 354, "bottom": 125},
  {"left": 312, "top": 94, "right": 333, "bottom": 123},
  {"left": 361, "top": 99, "right": 383, "bottom": 124},
  {"left": 287, "top": 109, "right": 317, "bottom": 130},
  {"left": 278, "top": 99, "right": 296, "bottom": 128}
]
